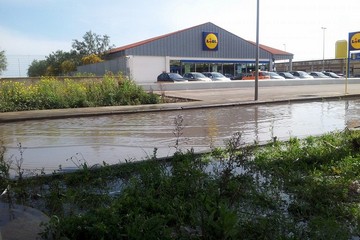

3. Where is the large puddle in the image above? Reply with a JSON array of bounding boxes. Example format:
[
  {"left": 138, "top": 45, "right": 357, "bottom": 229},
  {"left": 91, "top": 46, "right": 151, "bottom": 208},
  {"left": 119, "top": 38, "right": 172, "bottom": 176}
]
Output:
[{"left": 0, "top": 99, "right": 359, "bottom": 174}]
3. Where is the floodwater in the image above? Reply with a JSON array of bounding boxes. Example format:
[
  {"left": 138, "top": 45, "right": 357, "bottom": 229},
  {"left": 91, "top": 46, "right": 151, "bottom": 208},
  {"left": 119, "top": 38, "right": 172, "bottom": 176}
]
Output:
[{"left": 0, "top": 99, "right": 359, "bottom": 175}]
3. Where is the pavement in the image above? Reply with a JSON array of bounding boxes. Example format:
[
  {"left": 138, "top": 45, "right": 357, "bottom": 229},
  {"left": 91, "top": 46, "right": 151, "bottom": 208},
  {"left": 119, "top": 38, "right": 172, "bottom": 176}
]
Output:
[{"left": 1, "top": 80, "right": 360, "bottom": 239}]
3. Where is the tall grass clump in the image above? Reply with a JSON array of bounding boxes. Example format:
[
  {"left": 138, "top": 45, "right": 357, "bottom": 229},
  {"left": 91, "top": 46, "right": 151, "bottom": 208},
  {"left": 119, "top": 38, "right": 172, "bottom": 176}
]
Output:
[{"left": 0, "top": 73, "right": 159, "bottom": 112}]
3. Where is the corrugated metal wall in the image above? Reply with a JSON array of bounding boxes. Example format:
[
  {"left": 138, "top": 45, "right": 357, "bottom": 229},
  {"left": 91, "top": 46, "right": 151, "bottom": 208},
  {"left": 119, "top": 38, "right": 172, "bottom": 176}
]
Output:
[
  {"left": 77, "top": 57, "right": 127, "bottom": 76},
  {"left": 123, "top": 22, "right": 272, "bottom": 59}
]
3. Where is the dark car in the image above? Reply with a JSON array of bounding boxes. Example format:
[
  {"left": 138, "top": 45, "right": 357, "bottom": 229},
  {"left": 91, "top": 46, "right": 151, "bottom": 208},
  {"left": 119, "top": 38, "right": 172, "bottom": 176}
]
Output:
[
  {"left": 277, "top": 72, "right": 299, "bottom": 79},
  {"left": 323, "top": 71, "right": 342, "bottom": 78},
  {"left": 224, "top": 73, "right": 245, "bottom": 80},
  {"left": 157, "top": 72, "right": 188, "bottom": 82},
  {"left": 309, "top": 72, "right": 329, "bottom": 78}
]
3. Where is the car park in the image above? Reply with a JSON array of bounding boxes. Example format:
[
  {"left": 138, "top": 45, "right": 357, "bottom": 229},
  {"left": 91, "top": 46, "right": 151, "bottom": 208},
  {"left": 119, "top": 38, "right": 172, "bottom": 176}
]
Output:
[
  {"left": 323, "top": 71, "right": 342, "bottom": 78},
  {"left": 157, "top": 72, "right": 188, "bottom": 82},
  {"left": 269, "top": 72, "right": 285, "bottom": 79},
  {"left": 290, "top": 71, "right": 314, "bottom": 79},
  {"left": 277, "top": 72, "right": 299, "bottom": 79},
  {"left": 202, "top": 72, "right": 231, "bottom": 81},
  {"left": 309, "top": 71, "right": 329, "bottom": 78},
  {"left": 183, "top": 72, "right": 212, "bottom": 82}
]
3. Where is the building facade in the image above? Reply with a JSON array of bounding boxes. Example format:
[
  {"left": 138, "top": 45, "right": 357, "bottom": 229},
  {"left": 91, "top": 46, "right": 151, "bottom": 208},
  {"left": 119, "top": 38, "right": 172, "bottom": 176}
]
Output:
[{"left": 76, "top": 22, "right": 293, "bottom": 83}]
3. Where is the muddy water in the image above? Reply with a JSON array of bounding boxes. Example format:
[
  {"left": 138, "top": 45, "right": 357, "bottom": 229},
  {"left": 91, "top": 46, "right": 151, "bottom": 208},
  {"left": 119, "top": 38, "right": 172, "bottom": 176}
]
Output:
[{"left": 0, "top": 99, "right": 359, "bottom": 174}]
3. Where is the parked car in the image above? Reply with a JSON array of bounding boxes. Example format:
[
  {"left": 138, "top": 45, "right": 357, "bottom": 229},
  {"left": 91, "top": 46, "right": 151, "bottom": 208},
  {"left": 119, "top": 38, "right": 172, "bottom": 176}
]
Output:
[
  {"left": 157, "top": 72, "right": 188, "bottom": 82},
  {"left": 290, "top": 71, "right": 314, "bottom": 79},
  {"left": 183, "top": 72, "right": 212, "bottom": 82},
  {"left": 225, "top": 73, "right": 245, "bottom": 80},
  {"left": 242, "top": 71, "right": 271, "bottom": 80},
  {"left": 323, "top": 71, "right": 342, "bottom": 78},
  {"left": 309, "top": 71, "right": 329, "bottom": 78},
  {"left": 202, "top": 72, "right": 231, "bottom": 81},
  {"left": 269, "top": 72, "right": 285, "bottom": 79},
  {"left": 277, "top": 72, "right": 299, "bottom": 79},
  {"left": 224, "top": 73, "right": 234, "bottom": 79}
]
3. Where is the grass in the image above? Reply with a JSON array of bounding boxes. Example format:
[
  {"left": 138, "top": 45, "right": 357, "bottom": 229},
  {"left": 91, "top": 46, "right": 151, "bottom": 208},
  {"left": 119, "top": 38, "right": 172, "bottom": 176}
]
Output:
[
  {"left": 2, "top": 129, "right": 360, "bottom": 239},
  {"left": 0, "top": 73, "right": 160, "bottom": 112}
]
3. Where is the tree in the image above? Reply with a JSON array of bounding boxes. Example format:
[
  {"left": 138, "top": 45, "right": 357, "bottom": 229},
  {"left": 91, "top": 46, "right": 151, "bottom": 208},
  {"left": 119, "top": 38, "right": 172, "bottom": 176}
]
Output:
[
  {"left": 61, "top": 60, "right": 76, "bottom": 75},
  {"left": 0, "top": 49, "right": 7, "bottom": 75},
  {"left": 28, "top": 50, "right": 79, "bottom": 76},
  {"left": 72, "top": 31, "right": 114, "bottom": 59},
  {"left": 81, "top": 54, "right": 103, "bottom": 65},
  {"left": 27, "top": 31, "right": 114, "bottom": 76},
  {"left": 28, "top": 59, "right": 48, "bottom": 77}
]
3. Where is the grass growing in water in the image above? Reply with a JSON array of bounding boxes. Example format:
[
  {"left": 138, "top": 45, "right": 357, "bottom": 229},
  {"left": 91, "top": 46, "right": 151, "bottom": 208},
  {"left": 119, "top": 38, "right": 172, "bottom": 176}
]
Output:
[{"left": 2, "top": 130, "right": 360, "bottom": 239}]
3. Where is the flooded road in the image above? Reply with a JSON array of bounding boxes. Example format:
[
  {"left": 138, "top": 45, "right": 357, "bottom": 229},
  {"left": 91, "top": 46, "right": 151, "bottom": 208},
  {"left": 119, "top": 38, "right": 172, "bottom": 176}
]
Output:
[{"left": 0, "top": 99, "right": 359, "bottom": 175}]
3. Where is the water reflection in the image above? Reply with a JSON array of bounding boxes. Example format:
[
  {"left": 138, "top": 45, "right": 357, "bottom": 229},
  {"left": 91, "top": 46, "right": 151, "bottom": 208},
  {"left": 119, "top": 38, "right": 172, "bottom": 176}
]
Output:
[{"left": 0, "top": 99, "right": 359, "bottom": 174}]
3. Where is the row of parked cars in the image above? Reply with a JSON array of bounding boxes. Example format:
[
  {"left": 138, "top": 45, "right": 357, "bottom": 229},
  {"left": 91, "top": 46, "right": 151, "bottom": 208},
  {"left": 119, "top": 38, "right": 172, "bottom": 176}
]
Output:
[
  {"left": 157, "top": 72, "right": 231, "bottom": 82},
  {"left": 239, "top": 71, "right": 343, "bottom": 80},
  {"left": 157, "top": 71, "right": 343, "bottom": 82},
  {"left": 278, "top": 71, "right": 343, "bottom": 79}
]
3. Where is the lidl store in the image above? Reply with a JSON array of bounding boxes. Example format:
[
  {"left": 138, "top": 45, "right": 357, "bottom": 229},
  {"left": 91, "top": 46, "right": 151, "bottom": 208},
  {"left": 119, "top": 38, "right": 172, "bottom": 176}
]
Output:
[{"left": 77, "top": 22, "right": 293, "bottom": 83}]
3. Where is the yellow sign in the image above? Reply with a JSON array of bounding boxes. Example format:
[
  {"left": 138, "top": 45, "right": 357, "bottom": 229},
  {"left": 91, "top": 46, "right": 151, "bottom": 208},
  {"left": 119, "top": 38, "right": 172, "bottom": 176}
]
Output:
[
  {"left": 349, "top": 32, "right": 360, "bottom": 50},
  {"left": 205, "top": 33, "right": 218, "bottom": 49},
  {"left": 335, "top": 40, "right": 347, "bottom": 59},
  {"left": 202, "top": 32, "right": 218, "bottom": 51}
]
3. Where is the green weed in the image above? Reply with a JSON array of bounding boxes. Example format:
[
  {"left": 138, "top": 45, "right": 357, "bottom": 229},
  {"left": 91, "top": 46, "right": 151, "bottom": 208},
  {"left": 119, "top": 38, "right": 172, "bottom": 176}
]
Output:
[
  {"left": 0, "top": 73, "right": 159, "bottom": 112},
  {"left": 4, "top": 130, "right": 360, "bottom": 239}
]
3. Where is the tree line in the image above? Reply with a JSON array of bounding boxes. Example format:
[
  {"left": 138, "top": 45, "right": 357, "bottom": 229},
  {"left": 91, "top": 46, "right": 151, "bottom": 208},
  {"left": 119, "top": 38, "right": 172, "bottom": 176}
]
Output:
[
  {"left": 27, "top": 31, "right": 114, "bottom": 77},
  {"left": 0, "top": 31, "right": 113, "bottom": 77},
  {"left": 0, "top": 49, "right": 6, "bottom": 75}
]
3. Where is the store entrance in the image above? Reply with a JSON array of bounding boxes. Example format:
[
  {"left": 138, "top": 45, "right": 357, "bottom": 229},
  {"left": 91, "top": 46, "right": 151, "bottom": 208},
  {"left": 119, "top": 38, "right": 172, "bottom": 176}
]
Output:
[{"left": 169, "top": 60, "right": 269, "bottom": 79}]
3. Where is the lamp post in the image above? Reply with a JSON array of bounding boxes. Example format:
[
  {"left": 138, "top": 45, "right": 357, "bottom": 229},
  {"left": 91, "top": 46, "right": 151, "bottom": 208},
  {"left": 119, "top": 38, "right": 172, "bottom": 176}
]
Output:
[
  {"left": 254, "top": 0, "right": 259, "bottom": 101},
  {"left": 321, "top": 27, "right": 327, "bottom": 71}
]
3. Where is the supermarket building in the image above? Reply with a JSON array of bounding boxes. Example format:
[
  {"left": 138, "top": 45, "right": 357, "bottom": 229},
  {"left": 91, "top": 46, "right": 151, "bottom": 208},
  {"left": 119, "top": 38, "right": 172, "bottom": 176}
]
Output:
[{"left": 77, "top": 22, "right": 294, "bottom": 83}]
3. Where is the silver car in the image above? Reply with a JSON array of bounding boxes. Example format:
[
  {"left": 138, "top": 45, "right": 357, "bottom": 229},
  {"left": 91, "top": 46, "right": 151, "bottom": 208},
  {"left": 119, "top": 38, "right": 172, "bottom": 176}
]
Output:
[
  {"left": 202, "top": 72, "right": 231, "bottom": 81},
  {"left": 290, "top": 71, "right": 314, "bottom": 79},
  {"left": 183, "top": 72, "right": 212, "bottom": 82}
]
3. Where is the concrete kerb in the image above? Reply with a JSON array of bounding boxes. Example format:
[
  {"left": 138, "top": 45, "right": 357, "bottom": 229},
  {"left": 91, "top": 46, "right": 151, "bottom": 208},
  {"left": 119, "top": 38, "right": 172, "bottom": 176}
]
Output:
[{"left": 140, "top": 78, "right": 360, "bottom": 91}]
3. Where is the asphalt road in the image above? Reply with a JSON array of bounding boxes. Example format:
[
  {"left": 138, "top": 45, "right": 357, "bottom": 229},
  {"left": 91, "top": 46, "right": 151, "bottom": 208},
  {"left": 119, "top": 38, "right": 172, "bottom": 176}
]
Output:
[{"left": 158, "top": 83, "right": 360, "bottom": 103}]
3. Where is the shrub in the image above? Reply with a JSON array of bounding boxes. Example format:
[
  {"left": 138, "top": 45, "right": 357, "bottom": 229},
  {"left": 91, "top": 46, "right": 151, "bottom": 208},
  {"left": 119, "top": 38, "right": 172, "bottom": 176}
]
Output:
[{"left": 0, "top": 74, "right": 159, "bottom": 112}]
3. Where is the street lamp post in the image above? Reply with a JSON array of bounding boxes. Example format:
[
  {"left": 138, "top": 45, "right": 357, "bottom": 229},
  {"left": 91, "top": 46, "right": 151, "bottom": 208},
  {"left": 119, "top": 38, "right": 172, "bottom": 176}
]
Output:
[
  {"left": 255, "top": 0, "right": 259, "bottom": 101},
  {"left": 321, "top": 27, "right": 327, "bottom": 71}
]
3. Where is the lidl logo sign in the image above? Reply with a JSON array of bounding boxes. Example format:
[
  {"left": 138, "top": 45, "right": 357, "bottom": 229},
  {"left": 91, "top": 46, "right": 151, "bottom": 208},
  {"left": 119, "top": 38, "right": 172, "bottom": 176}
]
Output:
[
  {"left": 349, "top": 31, "right": 360, "bottom": 51},
  {"left": 203, "top": 32, "right": 218, "bottom": 51}
]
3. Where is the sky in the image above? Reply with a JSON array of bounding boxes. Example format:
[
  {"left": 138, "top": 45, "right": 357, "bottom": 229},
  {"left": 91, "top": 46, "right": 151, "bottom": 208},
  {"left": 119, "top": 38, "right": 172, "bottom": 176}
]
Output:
[{"left": 1, "top": 0, "right": 359, "bottom": 76}]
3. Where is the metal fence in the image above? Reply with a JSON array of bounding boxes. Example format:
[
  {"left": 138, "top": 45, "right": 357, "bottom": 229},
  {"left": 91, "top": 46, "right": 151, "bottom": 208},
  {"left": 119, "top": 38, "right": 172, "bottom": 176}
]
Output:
[{"left": 1, "top": 55, "right": 46, "bottom": 77}]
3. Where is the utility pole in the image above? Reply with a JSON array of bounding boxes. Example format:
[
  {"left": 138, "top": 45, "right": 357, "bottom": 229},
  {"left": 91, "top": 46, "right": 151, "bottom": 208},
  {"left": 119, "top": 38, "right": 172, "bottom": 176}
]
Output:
[
  {"left": 255, "top": 0, "right": 259, "bottom": 101},
  {"left": 321, "top": 27, "right": 327, "bottom": 71}
]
